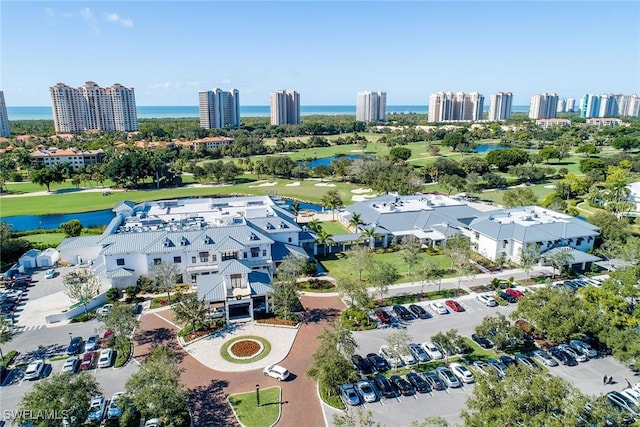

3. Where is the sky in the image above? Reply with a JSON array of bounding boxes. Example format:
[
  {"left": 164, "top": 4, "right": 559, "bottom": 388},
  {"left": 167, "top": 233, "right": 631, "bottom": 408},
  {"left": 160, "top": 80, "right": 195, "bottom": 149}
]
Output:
[{"left": 1, "top": 1, "right": 639, "bottom": 106}]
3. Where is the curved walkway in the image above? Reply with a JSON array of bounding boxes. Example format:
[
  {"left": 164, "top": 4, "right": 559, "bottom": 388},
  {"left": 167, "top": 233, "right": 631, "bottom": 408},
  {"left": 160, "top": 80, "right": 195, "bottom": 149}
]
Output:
[{"left": 133, "top": 294, "right": 345, "bottom": 427}]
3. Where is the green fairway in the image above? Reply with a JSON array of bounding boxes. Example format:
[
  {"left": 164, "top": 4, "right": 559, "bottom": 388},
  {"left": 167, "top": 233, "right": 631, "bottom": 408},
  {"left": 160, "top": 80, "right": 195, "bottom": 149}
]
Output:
[
  {"left": 228, "top": 387, "right": 280, "bottom": 427},
  {"left": 21, "top": 232, "right": 67, "bottom": 247}
]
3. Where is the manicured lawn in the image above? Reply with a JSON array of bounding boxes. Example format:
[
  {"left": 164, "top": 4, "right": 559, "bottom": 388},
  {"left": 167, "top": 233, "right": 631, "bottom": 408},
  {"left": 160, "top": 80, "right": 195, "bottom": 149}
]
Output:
[
  {"left": 318, "top": 250, "right": 453, "bottom": 284},
  {"left": 319, "top": 221, "right": 349, "bottom": 235},
  {"left": 21, "top": 232, "right": 67, "bottom": 246},
  {"left": 220, "top": 336, "right": 272, "bottom": 364},
  {"left": 228, "top": 386, "right": 281, "bottom": 427}
]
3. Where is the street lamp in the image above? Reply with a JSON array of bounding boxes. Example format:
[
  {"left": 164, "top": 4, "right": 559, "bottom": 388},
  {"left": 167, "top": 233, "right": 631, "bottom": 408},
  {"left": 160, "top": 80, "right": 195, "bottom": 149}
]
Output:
[
  {"left": 68, "top": 332, "right": 73, "bottom": 342},
  {"left": 256, "top": 384, "right": 260, "bottom": 407}
]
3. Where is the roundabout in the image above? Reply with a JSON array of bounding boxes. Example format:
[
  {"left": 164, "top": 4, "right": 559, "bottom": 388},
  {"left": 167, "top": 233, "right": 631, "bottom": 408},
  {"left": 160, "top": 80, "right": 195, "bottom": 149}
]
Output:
[{"left": 221, "top": 335, "right": 271, "bottom": 364}]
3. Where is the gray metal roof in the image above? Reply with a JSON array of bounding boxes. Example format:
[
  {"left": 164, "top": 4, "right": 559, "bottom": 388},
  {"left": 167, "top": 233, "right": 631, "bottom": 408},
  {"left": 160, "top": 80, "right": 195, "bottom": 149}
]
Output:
[
  {"left": 271, "top": 242, "right": 310, "bottom": 261},
  {"left": 219, "top": 259, "right": 251, "bottom": 275},
  {"left": 542, "top": 247, "right": 601, "bottom": 264},
  {"left": 197, "top": 274, "right": 226, "bottom": 302}
]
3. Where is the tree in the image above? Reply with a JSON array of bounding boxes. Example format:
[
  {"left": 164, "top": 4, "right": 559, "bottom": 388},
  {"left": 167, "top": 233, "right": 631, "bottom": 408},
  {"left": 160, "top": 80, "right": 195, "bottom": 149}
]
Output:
[
  {"left": 389, "top": 146, "right": 412, "bottom": 162},
  {"left": 519, "top": 242, "right": 539, "bottom": 284},
  {"left": 0, "top": 315, "right": 12, "bottom": 361},
  {"left": 291, "top": 201, "right": 300, "bottom": 217},
  {"left": 416, "top": 257, "right": 443, "bottom": 294},
  {"left": 410, "top": 417, "right": 450, "bottom": 427},
  {"left": 321, "top": 189, "right": 344, "bottom": 220},
  {"left": 60, "top": 219, "right": 83, "bottom": 237},
  {"left": 486, "top": 148, "right": 529, "bottom": 172},
  {"left": 397, "top": 235, "right": 422, "bottom": 277},
  {"left": 270, "top": 255, "right": 302, "bottom": 321},
  {"left": 346, "top": 246, "right": 372, "bottom": 282},
  {"left": 596, "top": 240, "right": 622, "bottom": 272},
  {"left": 431, "top": 329, "right": 464, "bottom": 362},
  {"left": 0, "top": 222, "right": 32, "bottom": 272},
  {"left": 333, "top": 409, "right": 382, "bottom": 427},
  {"left": 30, "top": 167, "right": 65, "bottom": 192},
  {"left": 348, "top": 212, "right": 364, "bottom": 232},
  {"left": 474, "top": 313, "right": 522, "bottom": 351},
  {"left": 502, "top": 187, "right": 538, "bottom": 208},
  {"left": 575, "top": 143, "right": 601, "bottom": 157},
  {"left": 336, "top": 277, "right": 367, "bottom": 309},
  {"left": 148, "top": 260, "right": 180, "bottom": 300},
  {"left": 360, "top": 227, "right": 378, "bottom": 249},
  {"left": 125, "top": 347, "right": 187, "bottom": 425},
  {"left": 385, "top": 330, "right": 412, "bottom": 370},
  {"left": 543, "top": 249, "right": 574, "bottom": 278},
  {"left": 17, "top": 372, "right": 101, "bottom": 427},
  {"left": 589, "top": 211, "right": 629, "bottom": 243},
  {"left": 316, "top": 229, "right": 335, "bottom": 256},
  {"left": 368, "top": 261, "right": 399, "bottom": 301},
  {"left": 438, "top": 174, "right": 466, "bottom": 195},
  {"left": 172, "top": 293, "right": 208, "bottom": 332},
  {"left": 63, "top": 269, "right": 101, "bottom": 314}
]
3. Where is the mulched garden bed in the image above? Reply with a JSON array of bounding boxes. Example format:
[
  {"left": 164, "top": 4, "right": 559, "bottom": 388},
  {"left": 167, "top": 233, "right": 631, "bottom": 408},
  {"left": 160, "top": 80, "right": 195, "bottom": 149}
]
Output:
[
  {"left": 257, "top": 317, "right": 299, "bottom": 327},
  {"left": 182, "top": 325, "right": 222, "bottom": 343},
  {"left": 469, "top": 285, "right": 494, "bottom": 293},
  {"left": 230, "top": 340, "right": 262, "bottom": 357}
]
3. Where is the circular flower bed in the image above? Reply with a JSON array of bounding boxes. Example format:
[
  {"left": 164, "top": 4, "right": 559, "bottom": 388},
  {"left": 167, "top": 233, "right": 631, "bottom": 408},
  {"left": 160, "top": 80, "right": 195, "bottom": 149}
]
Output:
[
  {"left": 230, "top": 339, "right": 263, "bottom": 358},
  {"left": 220, "top": 335, "right": 272, "bottom": 364}
]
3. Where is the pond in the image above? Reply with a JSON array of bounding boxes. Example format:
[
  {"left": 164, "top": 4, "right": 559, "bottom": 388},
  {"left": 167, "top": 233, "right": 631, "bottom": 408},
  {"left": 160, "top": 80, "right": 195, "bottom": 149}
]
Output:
[
  {"left": 474, "top": 145, "right": 509, "bottom": 153},
  {"left": 3, "top": 198, "right": 325, "bottom": 232},
  {"left": 300, "top": 154, "right": 372, "bottom": 168}
]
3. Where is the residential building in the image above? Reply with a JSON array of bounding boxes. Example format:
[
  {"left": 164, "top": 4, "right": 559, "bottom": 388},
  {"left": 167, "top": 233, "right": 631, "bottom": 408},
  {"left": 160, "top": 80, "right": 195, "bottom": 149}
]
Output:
[
  {"left": 50, "top": 81, "right": 138, "bottom": 133},
  {"left": 586, "top": 118, "right": 623, "bottom": 127},
  {"left": 198, "top": 88, "right": 240, "bottom": 129},
  {"left": 338, "top": 193, "right": 600, "bottom": 269},
  {"left": 557, "top": 98, "right": 567, "bottom": 113},
  {"left": 428, "top": 91, "right": 483, "bottom": 122},
  {"left": 488, "top": 92, "right": 513, "bottom": 121},
  {"left": 0, "top": 91, "right": 9, "bottom": 137},
  {"left": 174, "top": 136, "right": 234, "bottom": 151},
  {"left": 618, "top": 94, "right": 640, "bottom": 117},
  {"left": 356, "top": 91, "right": 387, "bottom": 122},
  {"left": 57, "top": 196, "right": 307, "bottom": 321},
  {"left": 566, "top": 98, "right": 576, "bottom": 112},
  {"left": 270, "top": 90, "right": 300, "bottom": 125},
  {"left": 536, "top": 118, "right": 571, "bottom": 129},
  {"left": 29, "top": 147, "right": 106, "bottom": 171},
  {"left": 529, "top": 93, "right": 558, "bottom": 119}
]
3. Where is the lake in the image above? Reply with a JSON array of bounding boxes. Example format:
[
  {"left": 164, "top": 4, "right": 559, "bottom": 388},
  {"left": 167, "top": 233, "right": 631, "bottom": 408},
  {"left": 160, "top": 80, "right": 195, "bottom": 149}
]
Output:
[
  {"left": 300, "top": 155, "right": 371, "bottom": 168},
  {"left": 474, "top": 145, "right": 509, "bottom": 153}
]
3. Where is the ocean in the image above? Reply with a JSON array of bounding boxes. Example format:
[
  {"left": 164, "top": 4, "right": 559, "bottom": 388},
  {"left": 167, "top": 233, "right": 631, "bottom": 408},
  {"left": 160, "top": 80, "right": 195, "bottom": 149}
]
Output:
[{"left": 6, "top": 105, "right": 531, "bottom": 121}]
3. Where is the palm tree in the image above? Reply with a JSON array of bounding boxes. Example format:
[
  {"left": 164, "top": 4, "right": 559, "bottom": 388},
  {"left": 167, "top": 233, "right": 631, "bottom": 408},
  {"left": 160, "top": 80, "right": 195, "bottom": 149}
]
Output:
[
  {"left": 291, "top": 201, "right": 300, "bottom": 218},
  {"left": 348, "top": 213, "right": 364, "bottom": 232},
  {"left": 361, "top": 227, "right": 378, "bottom": 249},
  {"left": 316, "top": 230, "right": 335, "bottom": 257},
  {"left": 307, "top": 219, "right": 322, "bottom": 233}
]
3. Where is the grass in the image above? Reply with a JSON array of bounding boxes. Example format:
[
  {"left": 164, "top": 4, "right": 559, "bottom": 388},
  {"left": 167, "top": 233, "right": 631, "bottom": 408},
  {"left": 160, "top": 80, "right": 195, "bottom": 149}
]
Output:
[
  {"left": 228, "top": 386, "right": 281, "bottom": 427},
  {"left": 21, "top": 232, "right": 67, "bottom": 246},
  {"left": 318, "top": 251, "right": 453, "bottom": 284},
  {"left": 319, "top": 221, "right": 349, "bottom": 235},
  {"left": 220, "top": 335, "right": 272, "bottom": 364}
]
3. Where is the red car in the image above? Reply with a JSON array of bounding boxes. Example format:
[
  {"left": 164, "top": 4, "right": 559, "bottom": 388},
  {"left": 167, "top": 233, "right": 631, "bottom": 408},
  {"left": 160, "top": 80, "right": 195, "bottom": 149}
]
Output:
[
  {"left": 445, "top": 300, "right": 464, "bottom": 312},
  {"left": 79, "top": 351, "right": 98, "bottom": 370},
  {"left": 374, "top": 309, "right": 390, "bottom": 323},
  {"left": 505, "top": 288, "right": 524, "bottom": 299},
  {"left": 514, "top": 319, "right": 542, "bottom": 340}
]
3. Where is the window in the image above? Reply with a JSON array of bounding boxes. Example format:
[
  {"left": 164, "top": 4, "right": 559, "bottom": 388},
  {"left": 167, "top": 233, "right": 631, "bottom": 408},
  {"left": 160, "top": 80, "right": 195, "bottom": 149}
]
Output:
[
  {"left": 116, "top": 258, "right": 125, "bottom": 266},
  {"left": 199, "top": 251, "right": 209, "bottom": 263},
  {"left": 191, "top": 274, "right": 197, "bottom": 283},
  {"left": 175, "top": 274, "right": 183, "bottom": 284},
  {"left": 222, "top": 251, "right": 237, "bottom": 261},
  {"left": 251, "top": 247, "right": 260, "bottom": 258},
  {"left": 153, "top": 258, "right": 162, "bottom": 265},
  {"left": 288, "top": 237, "right": 292, "bottom": 243},
  {"left": 212, "top": 254, "right": 217, "bottom": 262},
  {"left": 243, "top": 252, "right": 248, "bottom": 259},
  {"left": 173, "top": 256, "right": 182, "bottom": 263},
  {"left": 231, "top": 274, "right": 245, "bottom": 288},
  {"left": 262, "top": 250, "right": 267, "bottom": 257},
  {"left": 191, "top": 256, "right": 197, "bottom": 264}
]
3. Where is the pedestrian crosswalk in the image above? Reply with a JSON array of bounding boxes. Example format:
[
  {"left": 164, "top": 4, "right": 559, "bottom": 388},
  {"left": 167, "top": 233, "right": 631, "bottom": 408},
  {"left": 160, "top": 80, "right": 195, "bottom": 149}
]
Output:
[{"left": 12, "top": 324, "right": 45, "bottom": 332}]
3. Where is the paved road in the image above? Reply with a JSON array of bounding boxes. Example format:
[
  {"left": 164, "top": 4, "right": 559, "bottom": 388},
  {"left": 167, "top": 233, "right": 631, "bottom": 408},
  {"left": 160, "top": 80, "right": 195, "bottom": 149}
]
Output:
[{"left": 133, "top": 295, "right": 345, "bottom": 427}]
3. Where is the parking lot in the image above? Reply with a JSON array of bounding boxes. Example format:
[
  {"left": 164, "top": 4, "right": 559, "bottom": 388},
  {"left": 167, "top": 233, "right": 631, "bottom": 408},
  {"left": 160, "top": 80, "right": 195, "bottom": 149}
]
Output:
[{"left": 337, "top": 291, "right": 639, "bottom": 426}]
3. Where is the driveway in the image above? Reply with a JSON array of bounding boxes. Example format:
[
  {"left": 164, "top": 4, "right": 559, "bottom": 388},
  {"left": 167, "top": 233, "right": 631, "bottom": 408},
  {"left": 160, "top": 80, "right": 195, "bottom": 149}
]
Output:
[{"left": 133, "top": 295, "right": 345, "bottom": 427}]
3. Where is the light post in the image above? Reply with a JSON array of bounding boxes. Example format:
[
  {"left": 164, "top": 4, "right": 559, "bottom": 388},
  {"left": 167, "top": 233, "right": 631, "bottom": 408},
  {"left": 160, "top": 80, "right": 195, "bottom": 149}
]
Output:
[
  {"left": 68, "top": 332, "right": 72, "bottom": 342},
  {"left": 256, "top": 384, "right": 260, "bottom": 407}
]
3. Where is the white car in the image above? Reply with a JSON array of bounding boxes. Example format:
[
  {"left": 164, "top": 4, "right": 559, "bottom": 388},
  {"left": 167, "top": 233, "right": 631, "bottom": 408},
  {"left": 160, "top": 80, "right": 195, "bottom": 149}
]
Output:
[
  {"left": 98, "top": 348, "right": 113, "bottom": 368},
  {"left": 476, "top": 294, "right": 497, "bottom": 307},
  {"left": 379, "top": 345, "right": 403, "bottom": 369},
  {"left": 97, "top": 304, "right": 113, "bottom": 317},
  {"left": 263, "top": 364, "right": 290, "bottom": 381},
  {"left": 144, "top": 419, "right": 162, "bottom": 427},
  {"left": 107, "top": 392, "right": 126, "bottom": 419},
  {"left": 87, "top": 396, "right": 106, "bottom": 423},
  {"left": 430, "top": 301, "right": 449, "bottom": 315},
  {"left": 394, "top": 345, "right": 416, "bottom": 366},
  {"left": 622, "top": 388, "right": 640, "bottom": 406},
  {"left": 44, "top": 269, "right": 56, "bottom": 279},
  {"left": 24, "top": 359, "right": 45, "bottom": 380},
  {"left": 421, "top": 341, "right": 444, "bottom": 360},
  {"left": 62, "top": 356, "right": 80, "bottom": 373},
  {"left": 450, "top": 362, "right": 475, "bottom": 384},
  {"left": 85, "top": 334, "right": 100, "bottom": 352}
]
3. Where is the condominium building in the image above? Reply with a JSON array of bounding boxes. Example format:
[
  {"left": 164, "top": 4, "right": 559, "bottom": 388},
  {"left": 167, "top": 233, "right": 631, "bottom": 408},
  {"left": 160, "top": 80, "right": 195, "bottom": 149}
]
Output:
[
  {"left": 356, "top": 91, "right": 387, "bottom": 122},
  {"left": 50, "top": 81, "right": 138, "bottom": 133},
  {"left": 0, "top": 91, "right": 9, "bottom": 137},
  {"left": 198, "top": 88, "right": 240, "bottom": 129},
  {"left": 529, "top": 93, "right": 558, "bottom": 119},
  {"left": 557, "top": 98, "right": 567, "bottom": 113},
  {"left": 428, "top": 91, "right": 483, "bottom": 122},
  {"left": 488, "top": 92, "right": 513, "bottom": 121},
  {"left": 566, "top": 98, "right": 576, "bottom": 112},
  {"left": 580, "top": 94, "right": 601, "bottom": 118},
  {"left": 617, "top": 94, "right": 640, "bottom": 117},
  {"left": 29, "top": 147, "right": 106, "bottom": 171},
  {"left": 270, "top": 90, "right": 300, "bottom": 125}
]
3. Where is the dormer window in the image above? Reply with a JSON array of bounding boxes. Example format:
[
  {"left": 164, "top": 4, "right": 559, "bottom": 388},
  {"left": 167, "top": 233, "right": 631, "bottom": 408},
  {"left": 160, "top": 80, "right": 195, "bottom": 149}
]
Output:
[
  {"left": 248, "top": 233, "right": 259, "bottom": 241},
  {"left": 203, "top": 235, "right": 213, "bottom": 245},
  {"left": 266, "top": 222, "right": 275, "bottom": 230},
  {"left": 163, "top": 238, "right": 172, "bottom": 247},
  {"left": 180, "top": 237, "right": 189, "bottom": 246}
]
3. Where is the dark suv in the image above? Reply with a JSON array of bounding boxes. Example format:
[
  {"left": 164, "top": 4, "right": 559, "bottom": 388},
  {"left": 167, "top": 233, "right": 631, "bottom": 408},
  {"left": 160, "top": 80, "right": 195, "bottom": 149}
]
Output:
[
  {"left": 373, "top": 375, "right": 396, "bottom": 398},
  {"left": 392, "top": 305, "right": 413, "bottom": 321}
]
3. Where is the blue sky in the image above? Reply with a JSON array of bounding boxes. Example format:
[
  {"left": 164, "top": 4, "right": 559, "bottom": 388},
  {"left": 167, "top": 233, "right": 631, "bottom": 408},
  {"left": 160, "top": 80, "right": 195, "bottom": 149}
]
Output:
[{"left": 2, "top": 1, "right": 639, "bottom": 106}]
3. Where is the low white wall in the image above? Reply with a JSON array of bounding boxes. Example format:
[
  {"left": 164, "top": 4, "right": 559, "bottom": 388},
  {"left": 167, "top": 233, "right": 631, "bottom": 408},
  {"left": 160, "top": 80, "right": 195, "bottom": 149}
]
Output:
[{"left": 45, "top": 292, "right": 109, "bottom": 323}]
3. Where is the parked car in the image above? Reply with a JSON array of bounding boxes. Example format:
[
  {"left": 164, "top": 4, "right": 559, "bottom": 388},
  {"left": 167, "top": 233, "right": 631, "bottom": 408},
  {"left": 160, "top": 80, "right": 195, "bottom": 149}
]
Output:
[
  {"left": 476, "top": 294, "right": 497, "bottom": 307},
  {"left": 355, "top": 380, "right": 378, "bottom": 403},
  {"left": 421, "top": 341, "right": 444, "bottom": 360},
  {"left": 570, "top": 339, "right": 597, "bottom": 358},
  {"left": 436, "top": 366, "right": 461, "bottom": 388},
  {"left": 98, "top": 348, "right": 113, "bottom": 368},
  {"left": 80, "top": 352, "right": 98, "bottom": 370},
  {"left": 472, "top": 360, "right": 493, "bottom": 375},
  {"left": 392, "top": 305, "right": 413, "bottom": 321},
  {"left": 374, "top": 309, "right": 391, "bottom": 324},
  {"left": 514, "top": 354, "right": 538, "bottom": 371},
  {"left": 107, "top": 392, "right": 125, "bottom": 419},
  {"left": 532, "top": 349, "right": 558, "bottom": 367},
  {"left": 471, "top": 333, "right": 494, "bottom": 349},
  {"left": 144, "top": 419, "right": 162, "bottom": 427},
  {"left": 549, "top": 347, "right": 578, "bottom": 366},
  {"left": 445, "top": 299, "right": 464, "bottom": 312},
  {"left": 498, "top": 292, "right": 518, "bottom": 304},
  {"left": 406, "top": 372, "right": 431, "bottom": 393},
  {"left": 97, "top": 304, "right": 113, "bottom": 317},
  {"left": 379, "top": 345, "right": 403, "bottom": 369},
  {"left": 373, "top": 374, "right": 396, "bottom": 398},
  {"left": 408, "top": 343, "right": 430, "bottom": 363},
  {"left": 558, "top": 343, "right": 588, "bottom": 362},
  {"left": 87, "top": 396, "right": 106, "bottom": 423},
  {"left": 505, "top": 288, "right": 524, "bottom": 299},
  {"left": 622, "top": 389, "right": 640, "bottom": 406},
  {"left": 351, "top": 354, "right": 375, "bottom": 375},
  {"left": 486, "top": 359, "right": 508, "bottom": 378},
  {"left": 366, "top": 353, "right": 388, "bottom": 372},
  {"left": 85, "top": 334, "right": 100, "bottom": 352},
  {"left": 339, "top": 384, "right": 361, "bottom": 406},
  {"left": 205, "top": 307, "right": 226, "bottom": 319},
  {"left": 394, "top": 345, "right": 416, "bottom": 366},
  {"left": 23, "top": 359, "right": 45, "bottom": 380},
  {"left": 607, "top": 391, "right": 640, "bottom": 416},
  {"left": 408, "top": 304, "right": 430, "bottom": 319},
  {"left": 66, "top": 336, "right": 84, "bottom": 355},
  {"left": 514, "top": 319, "right": 542, "bottom": 340},
  {"left": 430, "top": 301, "right": 449, "bottom": 315},
  {"left": 263, "top": 364, "right": 290, "bottom": 381},
  {"left": 499, "top": 355, "right": 516, "bottom": 367},
  {"left": 450, "top": 362, "right": 475, "bottom": 384},
  {"left": 62, "top": 356, "right": 80, "bottom": 373},
  {"left": 389, "top": 375, "right": 414, "bottom": 396},
  {"left": 423, "top": 370, "right": 446, "bottom": 391}
]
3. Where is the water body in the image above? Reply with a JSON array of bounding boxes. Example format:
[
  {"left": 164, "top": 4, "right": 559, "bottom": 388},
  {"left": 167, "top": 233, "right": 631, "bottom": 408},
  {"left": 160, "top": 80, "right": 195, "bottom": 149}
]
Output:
[
  {"left": 300, "top": 155, "right": 370, "bottom": 168},
  {"left": 3, "top": 199, "right": 324, "bottom": 232},
  {"left": 6, "top": 105, "right": 531, "bottom": 121},
  {"left": 474, "top": 145, "right": 509, "bottom": 153}
]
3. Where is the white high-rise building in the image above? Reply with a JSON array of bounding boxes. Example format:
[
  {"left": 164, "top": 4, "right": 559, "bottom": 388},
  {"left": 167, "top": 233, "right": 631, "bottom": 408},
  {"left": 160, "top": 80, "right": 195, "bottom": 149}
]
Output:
[
  {"left": 50, "top": 81, "right": 137, "bottom": 133},
  {"left": 466, "top": 91, "right": 484, "bottom": 121},
  {"left": 529, "top": 93, "right": 558, "bottom": 119},
  {"left": 356, "top": 91, "right": 386, "bottom": 122},
  {"left": 488, "top": 92, "right": 513, "bottom": 121},
  {"left": 0, "top": 91, "right": 10, "bottom": 137},
  {"left": 429, "top": 91, "right": 483, "bottom": 122},
  {"left": 566, "top": 98, "right": 576, "bottom": 112},
  {"left": 618, "top": 94, "right": 640, "bottom": 117},
  {"left": 199, "top": 88, "right": 240, "bottom": 129},
  {"left": 557, "top": 98, "right": 567, "bottom": 113},
  {"left": 270, "top": 90, "right": 300, "bottom": 125}
]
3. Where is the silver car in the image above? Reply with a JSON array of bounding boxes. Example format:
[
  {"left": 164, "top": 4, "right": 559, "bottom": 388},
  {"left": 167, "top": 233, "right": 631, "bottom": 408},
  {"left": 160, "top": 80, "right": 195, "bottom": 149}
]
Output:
[
  {"left": 436, "top": 366, "right": 461, "bottom": 388},
  {"left": 355, "top": 380, "right": 378, "bottom": 403},
  {"left": 532, "top": 349, "right": 558, "bottom": 367}
]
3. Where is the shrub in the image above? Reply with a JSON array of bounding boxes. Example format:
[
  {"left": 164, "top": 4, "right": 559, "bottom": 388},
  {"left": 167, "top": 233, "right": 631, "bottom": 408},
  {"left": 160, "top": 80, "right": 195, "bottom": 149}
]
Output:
[
  {"left": 70, "top": 311, "right": 96, "bottom": 323},
  {"left": 106, "top": 288, "right": 121, "bottom": 302},
  {"left": 114, "top": 338, "right": 131, "bottom": 368},
  {"left": 1, "top": 350, "right": 18, "bottom": 366}
]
